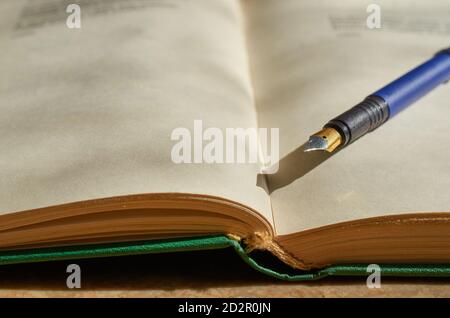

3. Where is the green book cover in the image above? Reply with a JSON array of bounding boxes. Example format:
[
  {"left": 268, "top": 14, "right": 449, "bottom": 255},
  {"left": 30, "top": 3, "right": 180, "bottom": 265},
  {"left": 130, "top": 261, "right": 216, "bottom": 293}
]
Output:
[{"left": 1, "top": 235, "right": 450, "bottom": 281}]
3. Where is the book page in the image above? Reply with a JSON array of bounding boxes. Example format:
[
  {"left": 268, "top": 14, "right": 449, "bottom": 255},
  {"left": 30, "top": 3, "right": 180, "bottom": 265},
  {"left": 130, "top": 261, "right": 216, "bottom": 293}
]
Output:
[
  {"left": 243, "top": 0, "right": 450, "bottom": 234},
  {"left": 0, "top": 0, "right": 272, "bottom": 222}
]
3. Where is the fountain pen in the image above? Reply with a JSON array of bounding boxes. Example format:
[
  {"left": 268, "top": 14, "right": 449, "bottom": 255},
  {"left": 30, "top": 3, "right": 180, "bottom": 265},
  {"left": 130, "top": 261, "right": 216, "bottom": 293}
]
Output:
[{"left": 305, "top": 48, "right": 450, "bottom": 153}]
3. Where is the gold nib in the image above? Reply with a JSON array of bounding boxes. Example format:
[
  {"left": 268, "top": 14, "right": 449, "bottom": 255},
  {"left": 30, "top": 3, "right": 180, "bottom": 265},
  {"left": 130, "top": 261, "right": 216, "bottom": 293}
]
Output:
[{"left": 304, "top": 127, "right": 342, "bottom": 153}]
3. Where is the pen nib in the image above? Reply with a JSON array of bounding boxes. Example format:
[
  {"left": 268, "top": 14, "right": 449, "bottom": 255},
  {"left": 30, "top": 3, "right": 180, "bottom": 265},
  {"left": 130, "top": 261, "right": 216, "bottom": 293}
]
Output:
[
  {"left": 304, "top": 128, "right": 342, "bottom": 153},
  {"left": 304, "top": 135, "right": 329, "bottom": 152}
]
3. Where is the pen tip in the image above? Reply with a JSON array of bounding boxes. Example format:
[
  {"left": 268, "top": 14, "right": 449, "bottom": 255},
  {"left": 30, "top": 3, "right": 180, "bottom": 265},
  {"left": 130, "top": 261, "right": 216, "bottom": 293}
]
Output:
[
  {"left": 304, "top": 128, "right": 342, "bottom": 153},
  {"left": 304, "top": 135, "right": 329, "bottom": 152}
]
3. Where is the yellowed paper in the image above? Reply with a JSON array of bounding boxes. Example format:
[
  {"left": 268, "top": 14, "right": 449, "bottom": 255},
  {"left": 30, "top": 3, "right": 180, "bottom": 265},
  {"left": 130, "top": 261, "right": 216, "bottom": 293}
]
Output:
[
  {"left": 244, "top": 0, "right": 450, "bottom": 234},
  {"left": 0, "top": 0, "right": 272, "bottom": 221}
]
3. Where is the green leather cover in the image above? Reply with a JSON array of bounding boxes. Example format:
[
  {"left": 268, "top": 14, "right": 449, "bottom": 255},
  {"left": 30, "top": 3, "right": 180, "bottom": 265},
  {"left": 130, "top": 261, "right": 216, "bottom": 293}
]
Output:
[{"left": 1, "top": 235, "right": 450, "bottom": 281}]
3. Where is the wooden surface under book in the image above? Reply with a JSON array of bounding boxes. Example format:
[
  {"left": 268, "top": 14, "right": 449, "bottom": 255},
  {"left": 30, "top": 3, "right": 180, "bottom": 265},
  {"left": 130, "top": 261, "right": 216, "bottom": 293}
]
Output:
[{"left": 0, "top": 247, "right": 449, "bottom": 297}]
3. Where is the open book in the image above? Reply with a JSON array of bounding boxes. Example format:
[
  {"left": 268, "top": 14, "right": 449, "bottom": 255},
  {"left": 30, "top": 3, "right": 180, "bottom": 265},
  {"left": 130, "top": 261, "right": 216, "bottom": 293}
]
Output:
[{"left": 1, "top": 0, "right": 450, "bottom": 274}]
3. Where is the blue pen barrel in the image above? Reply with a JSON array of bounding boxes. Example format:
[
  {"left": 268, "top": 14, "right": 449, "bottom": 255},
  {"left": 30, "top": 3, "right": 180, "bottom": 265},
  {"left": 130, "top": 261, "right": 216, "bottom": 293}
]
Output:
[
  {"left": 373, "top": 51, "right": 450, "bottom": 117},
  {"left": 325, "top": 49, "right": 450, "bottom": 146}
]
